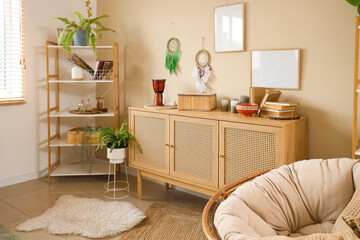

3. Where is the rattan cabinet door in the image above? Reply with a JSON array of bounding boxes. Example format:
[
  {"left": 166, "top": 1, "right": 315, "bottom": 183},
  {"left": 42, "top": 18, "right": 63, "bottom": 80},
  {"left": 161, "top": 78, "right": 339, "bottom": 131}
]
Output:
[
  {"left": 129, "top": 111, "right": 169, "bottom": 175},
  {"left": 219, "top": 121, "right": 283, "bottom": 188},
  {"left": 170, "top": 116, "right": 219, "bottom": 189}
]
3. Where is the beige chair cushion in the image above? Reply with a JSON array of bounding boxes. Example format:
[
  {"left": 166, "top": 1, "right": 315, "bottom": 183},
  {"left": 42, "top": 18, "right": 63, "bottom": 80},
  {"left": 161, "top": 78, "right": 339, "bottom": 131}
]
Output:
[
  {"left": 214, "top": 158, "right": 360, "bottom": 240},
  {"left": 260, "top": 183, "right": 360, "bottom": 240}
]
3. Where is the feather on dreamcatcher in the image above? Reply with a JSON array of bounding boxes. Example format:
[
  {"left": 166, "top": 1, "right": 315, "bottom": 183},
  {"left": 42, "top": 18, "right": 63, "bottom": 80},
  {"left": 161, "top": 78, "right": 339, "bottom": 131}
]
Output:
[
  {"left": 192, "top": 38, "right": 212, "bottom": 93},
  {"left": 165, "top": 38, "right": 181, "bottom": 75}
]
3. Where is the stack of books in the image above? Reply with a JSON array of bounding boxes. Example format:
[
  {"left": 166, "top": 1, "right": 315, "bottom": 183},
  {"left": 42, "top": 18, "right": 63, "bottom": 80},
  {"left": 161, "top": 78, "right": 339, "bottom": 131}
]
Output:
[{"left": 260, "top": 101, "right": 299, "bottom": 117}]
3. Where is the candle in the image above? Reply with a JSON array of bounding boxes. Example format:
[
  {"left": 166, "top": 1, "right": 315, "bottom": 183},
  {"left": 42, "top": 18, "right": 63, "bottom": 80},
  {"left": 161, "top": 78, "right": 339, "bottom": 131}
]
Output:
[
  {"left": 231, "top": 98, "right": 239, "bottom": 113},
  {"left": 72, "top": 66, "right": 83, "bottom": 81},
  {"left": 240, "top": 95, "right": 250, "bottom": 103},
  {"left": 221, "top": 99, "right": 229, "bottom": 112}
]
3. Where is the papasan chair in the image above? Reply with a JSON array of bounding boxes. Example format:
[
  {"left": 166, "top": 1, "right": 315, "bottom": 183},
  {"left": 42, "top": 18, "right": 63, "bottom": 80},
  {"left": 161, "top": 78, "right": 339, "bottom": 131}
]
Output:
[{"left": 202, "top": 158, "right": 360, "bottom": 240}]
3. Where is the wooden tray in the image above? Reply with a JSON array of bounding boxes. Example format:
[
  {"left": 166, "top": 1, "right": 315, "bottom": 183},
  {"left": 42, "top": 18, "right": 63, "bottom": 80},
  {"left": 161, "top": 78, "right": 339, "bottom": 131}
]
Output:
[
  {"left": 261, "top": 114, "right": 300, "bottom": 120},
  {"left": 69, "top": 110, "right": 102, "bottom": 114}
]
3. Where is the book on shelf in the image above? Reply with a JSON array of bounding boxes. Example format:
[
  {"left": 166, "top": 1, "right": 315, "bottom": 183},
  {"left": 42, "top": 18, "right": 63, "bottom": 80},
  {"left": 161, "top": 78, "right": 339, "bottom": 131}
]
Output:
[
  {"left": 258, "top": 91, "right": 281, "bottom": 114},
  {"left": 261, "top": 108, "right": 295, "bottom": 117},
  {"left": 262, "top": 103, "right": 296, "bottom": 111},
  {"left": 265, "top": 101, "right": 299, "bottom": 106},
  {"left": 94, "top": 60, "right": 113, "bottom": 80}
]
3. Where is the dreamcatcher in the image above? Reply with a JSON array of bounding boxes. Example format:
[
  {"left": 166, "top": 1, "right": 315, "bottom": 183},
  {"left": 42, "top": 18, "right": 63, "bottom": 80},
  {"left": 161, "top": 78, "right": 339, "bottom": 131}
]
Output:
[
  {"left": 165, "top": 37, "right": 181, "bottom": 75},
  {"left": 192, "top": 37, "right": 212, "bottom": 93}
]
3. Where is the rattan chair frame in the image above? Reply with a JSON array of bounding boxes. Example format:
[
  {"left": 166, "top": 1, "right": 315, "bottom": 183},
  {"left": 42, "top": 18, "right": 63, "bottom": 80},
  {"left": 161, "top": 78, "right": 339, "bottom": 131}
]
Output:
[{"left": 201, "top": 169, "right": 270, "bottom": 240}]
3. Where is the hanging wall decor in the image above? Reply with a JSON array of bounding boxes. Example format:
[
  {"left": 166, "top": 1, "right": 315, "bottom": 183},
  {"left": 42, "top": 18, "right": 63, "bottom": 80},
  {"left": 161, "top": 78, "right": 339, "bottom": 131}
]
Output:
[
  {"left": 192, "top": 37, "right": 212, "bottom": 93},
  {"left": 165, "top": 38, "right": 181, "bottom": 75}
]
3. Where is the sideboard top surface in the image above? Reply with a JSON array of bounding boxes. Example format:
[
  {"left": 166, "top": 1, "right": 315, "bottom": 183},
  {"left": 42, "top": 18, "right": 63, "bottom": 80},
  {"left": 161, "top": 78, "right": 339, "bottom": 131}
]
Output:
[{"left": 129, "top": 107, "right": 307, "bottom": 128}]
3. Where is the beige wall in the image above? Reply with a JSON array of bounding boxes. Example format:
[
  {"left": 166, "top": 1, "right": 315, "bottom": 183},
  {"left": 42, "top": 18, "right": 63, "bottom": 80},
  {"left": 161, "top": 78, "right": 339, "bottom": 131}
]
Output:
[
  {"left": 98, "top": 0, "right": 358, "bottom": 159},
  {"left": 0, "top": 0, "right": 356, "bottom": 186},
  {"left": 0, "top": 0, "right": 96, "bottom": 186}
]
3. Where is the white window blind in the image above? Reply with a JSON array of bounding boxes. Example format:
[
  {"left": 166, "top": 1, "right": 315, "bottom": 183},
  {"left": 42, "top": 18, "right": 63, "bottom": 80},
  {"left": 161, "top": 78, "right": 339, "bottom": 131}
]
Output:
[{"left": 0, "top": 0, "right": 25, "bottom": 105}]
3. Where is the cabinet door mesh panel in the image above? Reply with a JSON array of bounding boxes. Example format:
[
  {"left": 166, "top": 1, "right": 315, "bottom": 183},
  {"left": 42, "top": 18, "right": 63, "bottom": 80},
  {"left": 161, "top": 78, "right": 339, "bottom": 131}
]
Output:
[
  {"left": 174, "top": 121, "right": 213, "bottom": 181},
  {"left": 134, "top": 116, "right": 165, "bottom": 169},
  {"left": 224, "top": 127, "right": 276, "bottom": 185}
]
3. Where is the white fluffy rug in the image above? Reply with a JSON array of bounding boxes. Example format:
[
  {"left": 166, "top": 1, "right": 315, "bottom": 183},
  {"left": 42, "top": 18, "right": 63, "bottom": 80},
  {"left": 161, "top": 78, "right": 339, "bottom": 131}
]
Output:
[{"left": 15, "top": 195, "right": 146, "bottom": 238}]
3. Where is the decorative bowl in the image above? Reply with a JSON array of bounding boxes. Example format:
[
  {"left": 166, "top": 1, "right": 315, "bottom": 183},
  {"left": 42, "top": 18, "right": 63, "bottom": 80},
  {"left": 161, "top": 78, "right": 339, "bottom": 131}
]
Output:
[{"left": 236, "top": 103, "right": 258, "bottom": 117}]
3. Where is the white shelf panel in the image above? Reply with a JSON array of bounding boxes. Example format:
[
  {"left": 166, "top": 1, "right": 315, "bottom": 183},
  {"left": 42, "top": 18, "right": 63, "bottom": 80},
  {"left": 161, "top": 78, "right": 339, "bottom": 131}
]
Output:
[
  {"left": 50, "top": 158, "right": 110, "bottom": 176},
  {"left": 49, "top": 110, "right": 115, "bottom": 118},
  {"left": 47, "top": 45, "right": 112, "bottom": 49},
  {"left": 48, "top": 80, "right": 113, "bottom": 83},
  {"left": 50, "top": 138, "right": 99, "bottom": 147}
]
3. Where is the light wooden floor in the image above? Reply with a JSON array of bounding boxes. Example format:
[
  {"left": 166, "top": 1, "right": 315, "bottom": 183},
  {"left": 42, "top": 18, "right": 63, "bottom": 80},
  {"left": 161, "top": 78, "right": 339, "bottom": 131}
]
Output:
[{"left": 0, "top": 174, "right": 208, "bottom": 240}]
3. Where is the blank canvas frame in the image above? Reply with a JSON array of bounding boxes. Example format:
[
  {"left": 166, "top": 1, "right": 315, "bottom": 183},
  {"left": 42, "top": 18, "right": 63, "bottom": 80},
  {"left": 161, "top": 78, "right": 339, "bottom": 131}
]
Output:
[{"left": 251, "top": 49, "right": 300, "bottom": 90}]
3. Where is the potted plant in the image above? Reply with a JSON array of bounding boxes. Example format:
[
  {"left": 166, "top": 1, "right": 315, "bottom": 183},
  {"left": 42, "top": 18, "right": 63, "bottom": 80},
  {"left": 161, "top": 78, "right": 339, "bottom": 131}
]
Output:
[
  {"left": 95, "top": 121, "right": 142, "bottom": 163},
  {"left": 346, "top": 0, "right": 360, "bottom": 15},
  {"left": 51, "top": 0, "right": 115, "bottom": 54}
]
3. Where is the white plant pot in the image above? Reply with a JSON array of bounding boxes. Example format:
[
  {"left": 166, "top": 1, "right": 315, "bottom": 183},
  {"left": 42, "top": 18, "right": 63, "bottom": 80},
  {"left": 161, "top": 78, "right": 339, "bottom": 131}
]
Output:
[{"left": 107, "top": 147, "right": 126, "bottom": 164}]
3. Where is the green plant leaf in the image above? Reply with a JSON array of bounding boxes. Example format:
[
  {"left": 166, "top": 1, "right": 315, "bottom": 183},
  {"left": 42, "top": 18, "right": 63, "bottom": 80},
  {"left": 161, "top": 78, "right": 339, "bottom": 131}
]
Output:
[
  {"left": 88, "top": 14, "right": 110, "bottom": 24},
  {"left": 90, "top": 34, "right": 96, "bottom": 54},
  {"left": 347, "top": 0, "right": 360, "bottom": 6},
  {"left": 51, "top": 16, "right": 72, "bottom": 25},
  {"left": 358, "top": 4, "right": 360, "bottom": 15},
  {"left": 73, "top": 11, "right": 86, "bottom": 30}
]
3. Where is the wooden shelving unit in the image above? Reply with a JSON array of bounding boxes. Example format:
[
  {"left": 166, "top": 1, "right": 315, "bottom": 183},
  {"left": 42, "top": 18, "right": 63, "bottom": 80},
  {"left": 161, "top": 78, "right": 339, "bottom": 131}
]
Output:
[
  {"left": 353, "top": 17, "right": 360, "bottom": 159},
  {"left": 45, "top": 40, "right": 120, "bottom": 183}
]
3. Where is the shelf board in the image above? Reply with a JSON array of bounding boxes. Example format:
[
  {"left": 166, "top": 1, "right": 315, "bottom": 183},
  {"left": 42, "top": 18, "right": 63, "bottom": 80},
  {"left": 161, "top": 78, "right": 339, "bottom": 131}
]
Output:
[
  {"left": 48, "top": 80, "right": 113, "bottom": 83},
  {"left": 49, "top": 110, "right": 115, "bottom": 118},
  {"left": 47, "top": 45, "right": 112, "bottom": 49},
  {"left": 50, "top": 158, "right": 110, "bottom": 176},
  {"left": 50, "top": 138, "right": 99, "bottom": 147}
]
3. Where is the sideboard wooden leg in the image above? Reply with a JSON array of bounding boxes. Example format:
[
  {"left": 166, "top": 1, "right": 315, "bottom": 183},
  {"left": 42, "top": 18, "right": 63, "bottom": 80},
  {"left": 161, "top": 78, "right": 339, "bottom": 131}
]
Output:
[
  {"left": 137, "top": 170, "right": 142, "bottom": 200},
  {"left": 165, "top": 183, "right": 169, "bottom": 189}
]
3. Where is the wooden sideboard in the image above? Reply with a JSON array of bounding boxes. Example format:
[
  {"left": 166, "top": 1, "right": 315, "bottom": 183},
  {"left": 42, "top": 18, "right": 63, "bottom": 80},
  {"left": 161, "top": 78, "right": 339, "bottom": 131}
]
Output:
[{"left": 128, "top": 107, "right": 308, "bottom": 200}]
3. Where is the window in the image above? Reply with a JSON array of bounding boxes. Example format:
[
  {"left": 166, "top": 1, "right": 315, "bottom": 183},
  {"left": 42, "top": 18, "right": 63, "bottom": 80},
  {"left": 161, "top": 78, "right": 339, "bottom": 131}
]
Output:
[{"left": 0, "top": 0, "right": 25, "bottom": 105}]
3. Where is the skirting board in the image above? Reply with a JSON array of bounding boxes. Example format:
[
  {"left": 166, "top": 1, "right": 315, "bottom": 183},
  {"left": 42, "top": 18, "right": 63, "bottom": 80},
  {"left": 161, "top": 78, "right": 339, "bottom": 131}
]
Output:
[
  {"left": 0, "top": 162, "right": 210, "bottom": 200},
  {"left": 0, "top": 170, "right": 47, "bottom": 188}
]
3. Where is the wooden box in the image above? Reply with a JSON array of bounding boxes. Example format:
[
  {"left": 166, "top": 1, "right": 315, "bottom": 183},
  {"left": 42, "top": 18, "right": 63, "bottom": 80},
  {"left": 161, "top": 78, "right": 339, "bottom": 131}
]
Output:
[
  {"left": 67, "top": 127, "right": 100, "bottom": 144},
  {"left": 177, "top": 93, "right": 216, "bottom": 111}
]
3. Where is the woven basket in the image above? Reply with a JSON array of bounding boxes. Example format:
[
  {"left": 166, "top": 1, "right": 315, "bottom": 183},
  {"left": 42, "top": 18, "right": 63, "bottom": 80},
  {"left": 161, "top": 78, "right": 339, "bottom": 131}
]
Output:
[{"left": 67, "top": 127, "right": 100, "bottom": 144}]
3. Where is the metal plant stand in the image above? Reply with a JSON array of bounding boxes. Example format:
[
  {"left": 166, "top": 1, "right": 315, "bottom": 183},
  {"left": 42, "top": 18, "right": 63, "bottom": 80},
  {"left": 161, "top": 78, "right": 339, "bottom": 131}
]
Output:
[{"left": 104, "top": 158, "right": 130, "bottom": 200}]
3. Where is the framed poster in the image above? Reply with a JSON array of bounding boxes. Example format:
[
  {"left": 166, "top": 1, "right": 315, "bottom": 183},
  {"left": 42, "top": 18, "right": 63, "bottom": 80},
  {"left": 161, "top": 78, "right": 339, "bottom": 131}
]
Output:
[
  {"left": 251, "top": 49, "right": 300, "bottom": 90},
  {"left": 215, "top": 3, "right": 244, "bottom": 52}
]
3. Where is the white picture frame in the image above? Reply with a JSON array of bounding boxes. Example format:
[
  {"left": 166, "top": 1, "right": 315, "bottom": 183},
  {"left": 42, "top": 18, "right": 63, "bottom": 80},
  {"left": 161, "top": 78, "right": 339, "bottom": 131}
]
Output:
[
  {"left": 251, "top": 49, "right": 300, "bottom": 90},
  {"left": 215, "top": 3, "right": 244, "bottom": 53}
]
